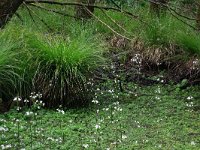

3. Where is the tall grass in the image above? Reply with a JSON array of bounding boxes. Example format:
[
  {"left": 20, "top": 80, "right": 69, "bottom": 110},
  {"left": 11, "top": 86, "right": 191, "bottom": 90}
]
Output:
[
  {"left": 26, "top": 30, "right": 106, "bottom": 107},
  {"left": 0, "top": 28, "right": 22, "bottom": 101},
  {"left": 176, "top": 32, "right": 200, "bottom": 55}
]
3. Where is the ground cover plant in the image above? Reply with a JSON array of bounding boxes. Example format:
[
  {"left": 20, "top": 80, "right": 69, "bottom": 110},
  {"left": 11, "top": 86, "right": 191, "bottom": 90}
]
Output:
[
  {"left": 0, "top": 80, "right": 200, "bottom": 149},
  {"left": 0, "top": 0, "right": 200, "bottom": 149}
]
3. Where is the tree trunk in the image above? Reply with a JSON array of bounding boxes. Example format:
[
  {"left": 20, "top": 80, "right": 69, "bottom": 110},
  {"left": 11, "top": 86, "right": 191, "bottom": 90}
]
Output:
[
  {"left": 197, "top": 2, "right": 200, "bottom": 31},
  {"left": 150, "top": 0, "right": 168, "bottom": 16},
  {"left": 75, "top": 0, "right": 96, "bottom": 19},
  {"left": 0, "top": 0, "right": 24, "bottom": 28}
]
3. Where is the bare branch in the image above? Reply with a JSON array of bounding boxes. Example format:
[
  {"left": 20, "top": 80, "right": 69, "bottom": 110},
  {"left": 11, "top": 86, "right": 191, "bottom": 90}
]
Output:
[
  {"left": 24, "top": 0, "right": 139, "bottom": 20},
  {"left": 28, "top": 3, "right": 81, "bottom": 20},
  {"left": 84, "top": 6, "right": 132, "bottom": 41}
]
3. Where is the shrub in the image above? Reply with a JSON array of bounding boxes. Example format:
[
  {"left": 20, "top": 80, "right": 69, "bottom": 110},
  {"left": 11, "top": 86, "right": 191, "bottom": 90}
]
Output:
[{"left": 27, "top": 31, "right": 106, "bottom": 108}]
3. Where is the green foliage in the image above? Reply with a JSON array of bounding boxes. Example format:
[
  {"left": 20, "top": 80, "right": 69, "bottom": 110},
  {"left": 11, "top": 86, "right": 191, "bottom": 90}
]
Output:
[
  {"left": 0, "top": 25, "right": 38, "bottom": 100},
  {"left": 0, "top": 28, "right": 22, "bottom": 99},
  {"left": 26, "top": 31, "right": 106, "bottom": 107},
  {"left": 176, "top": 32, "right": 200, "bottom": 55},
  {"left": 0, "top": 81, "right": 200, "bottom": 149},
  {"left": 140, "top": 14, "right": 200, "bottom": 56},
  {"left": 141, "top": 15, "right": 185, "bottom": 46}
]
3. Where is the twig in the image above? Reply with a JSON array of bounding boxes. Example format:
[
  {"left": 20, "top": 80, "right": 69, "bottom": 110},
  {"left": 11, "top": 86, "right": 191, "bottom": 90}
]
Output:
[
  {"left": 24, "top": 0, "right": 139, "bottom": 19},
  {"left": 24, "top": 3, "right": 53, "bottom": 31},
  {"left": 28, "top": 3, "right": 81, "bottom": 20},
  {"left": 23, "top": 2, "right": 36, "bottom": 23},
  {"left": 100, "top": 9, "right": 132, "bottom": 36},
  {"left": 84, "top": 6, "right": 132, "bottom": 41},
  {"left": 15, "top": 13, "right": 24, "bottom": 23}
]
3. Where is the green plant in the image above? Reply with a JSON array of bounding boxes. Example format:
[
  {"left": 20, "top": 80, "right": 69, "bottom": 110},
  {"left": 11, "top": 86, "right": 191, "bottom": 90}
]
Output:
[
  {"left": 0, "top": 26, "right": 39, "bottom": 102},
  {"left": 0, "top": 30, "right": 21, "bottom": 101},
  {"left": 27, "top": 31, "right": 106, "bottom": 107},
  {"left": 176, "top": 32, "right": 200, "bottom": 55}
]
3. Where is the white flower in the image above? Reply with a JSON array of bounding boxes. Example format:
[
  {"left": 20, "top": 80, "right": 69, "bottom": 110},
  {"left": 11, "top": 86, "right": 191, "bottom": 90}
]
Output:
[
  {"left": 56, "top": 108, "right": 65, "bottom": 114},
  {"left": 25, "top": 111, "right": 33, "bottom": 116},
  {"left": 92, "top": 100, "right": 99, "bottom": 104},
  {"left": 155, "top": 96, "right": 160, "bottom": 100},
  {"left": 191, "top": 141, "right": 196, "bottom": 145},
  {"left": 0, "top": 126, "right": 8, "bottom": 132},
  {"left": 122, "top": 135, "right": 127, "bottom": 140},
  {"left": 95, "top": 124, "right": 100, "bottom": 129},
  {"left": 16, "top": 107, "right": 21, "bottom": 111},
  {"left": 24, "top": 99, "right": 29, "bottom": 103},
  {"left": 13, "top": 96, "right": 21, "bottom": 102},
  {"left": 1, "top": 144, "right": 12, "bottom": 149},
  {"left": 103, "top": 108, "right": 109, "bottom": 111},
  {"left": 60, "top": 110, "right": 65, "bottom": 114},
  {"left": 187, "top": 96, "right": 193, "bottom": 100},
  {"left": 108, "top": 90, "right": 114, "bottom": 93},
  {"left": 82, "top": 144, "right": 89, "bottom": 148}
]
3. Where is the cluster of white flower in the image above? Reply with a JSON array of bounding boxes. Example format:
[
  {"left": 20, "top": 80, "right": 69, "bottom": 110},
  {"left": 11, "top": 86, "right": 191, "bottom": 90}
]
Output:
[
  {"left": 131, "top": 54, "right": 141, "bottom": 64},
  {"left": 155, "top": 86, "right": 161, "bottom": 94},
  {"left": 24, "top": 99, "right": 29, "bottom": 103},
  {"left": 0, "top": 119, "right": 6, "bottom": 123},
  {"left": 0, "top": 126, "right": 8, "bottom": 132},
  {"left": 191, "top": 141, "right": 196, "bottom": 145},
  {"left": 192, "top": 59, "right": 199, "bottom": 70},
  {"left": 186, "top": 102, "right": 194, "bottom": 107},
  {"left": 108, "top": 89, "right": 114, "bottom": 94},
  {"left": 95, "top": 124, "right": 101, "bottom": 129},
  {"left": 32, "top": 100, "right": 45, "bottom": 110},
  {"left": 16, "top": 106, "right": 22, "bottom": 111},
  {"left": 1, "top": 144, "right": 12, "bottom": 150},
  {"left": 122, "top": 135, "right": 127, "bottom": 140},
  {"left": 30, "top": 92, "right": 42, "bottom": 99},
  {"left": 13, "top": 96, "right": 22, "bottom": 102},
  {"left": 56, "top": 108, "right": 65, "bottom": 114},
  {"left": 113, "top": 101, "right": 122, "bottom": 112},
  {"left": 25, "top": 111, "right": 34, "bottom": 116},
  {"left": 187, "top": 96, "right": 193, "bottom": 100},
  {"left": 102, "top": 107, "right": 109, "bottom": 111},
  {"left": 155, "top": 96, "right": 161, "bottom": 100},
  {"left": 92, "top": 99, "right": 99, "bottom": 104},
  {"left": 82, "top": 144, "right": 89, "bottom": 149},
  {"left": 47, "top": 137, "right": 62, "bottom": 143},
  {"left": 130, "top": 53, "right": 142, "bottom": 73}
]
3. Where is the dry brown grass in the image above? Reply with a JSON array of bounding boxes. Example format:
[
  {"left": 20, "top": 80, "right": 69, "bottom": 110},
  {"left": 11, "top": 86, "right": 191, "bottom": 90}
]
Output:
[{"left": 109, "top": 36, "right": 200, "bottom": 83}]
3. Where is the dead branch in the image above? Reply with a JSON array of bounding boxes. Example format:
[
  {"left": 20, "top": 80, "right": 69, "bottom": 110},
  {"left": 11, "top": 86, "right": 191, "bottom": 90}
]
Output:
[
  {"left": 24, "top": 0, "right": 139, "bottom": 20},
  {"left": 28, "top": 3, "right": 81, "bottom": 20},
  {"left": 84, "top": 6, "right": 132, "bottom": 41}
]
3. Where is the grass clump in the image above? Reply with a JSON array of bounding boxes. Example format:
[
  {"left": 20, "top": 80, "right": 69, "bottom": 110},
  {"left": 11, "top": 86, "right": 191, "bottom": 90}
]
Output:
[{"left": 27, "top": 31, "right": 106, "bottom": 108}]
